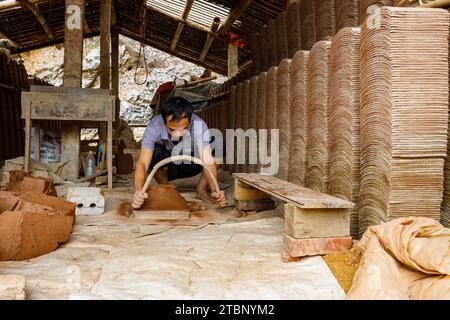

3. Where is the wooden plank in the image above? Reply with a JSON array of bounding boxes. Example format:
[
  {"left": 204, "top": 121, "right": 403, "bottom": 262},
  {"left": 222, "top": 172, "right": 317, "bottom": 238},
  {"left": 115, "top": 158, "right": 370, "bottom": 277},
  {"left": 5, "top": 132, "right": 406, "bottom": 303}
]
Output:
[
  {"left": 21, "top": 92, "right": 115, "bottom": 121},
  {"left": 170, "top": 0, "right": 195, "bottom": 51},
  {"left": 33, "top": 125, "right": 40, "bottom": 162},
  {"left": 233, "top": 178, "right": 271, "bottom": 201},
  {"left": 199, "top": 17, "right": 221, "bottom": 62},
  {"left": 100, "top": 0, "right": 111, "bottom": 90},
  {"left": 30, "top": 85, "right": 112, "bottom": 95},
  {"left": 133, "top": 210, "right": 190, "bottom": 221},
  {"left": 233, "top": 173, "right": 354, "bottom": 209},
  {"left": 284, "top": 203, "right": 350, "bottom": 239}
]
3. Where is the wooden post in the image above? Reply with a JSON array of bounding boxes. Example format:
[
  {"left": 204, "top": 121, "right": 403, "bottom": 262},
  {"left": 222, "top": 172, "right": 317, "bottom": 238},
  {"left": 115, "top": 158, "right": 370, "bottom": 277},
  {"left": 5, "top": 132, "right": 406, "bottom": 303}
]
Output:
[
  {"left": 61, "top": 0, "right": 85, "bottom": 180},
  {"left": 111, "top": 28, "right": 120, "bottom": 127},
  {"left": 228, "top": 44, "right": 239, "bottom": 78},
  {"left": 100, "top": 0, "right": 111, "bottom": 89}
]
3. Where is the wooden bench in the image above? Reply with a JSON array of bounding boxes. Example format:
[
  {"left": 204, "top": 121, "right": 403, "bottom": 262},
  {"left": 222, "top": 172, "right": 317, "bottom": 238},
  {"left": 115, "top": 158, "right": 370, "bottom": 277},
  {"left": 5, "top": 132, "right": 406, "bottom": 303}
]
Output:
[{"left": 233, "top": 173, "right": 354, "bottom": 261}]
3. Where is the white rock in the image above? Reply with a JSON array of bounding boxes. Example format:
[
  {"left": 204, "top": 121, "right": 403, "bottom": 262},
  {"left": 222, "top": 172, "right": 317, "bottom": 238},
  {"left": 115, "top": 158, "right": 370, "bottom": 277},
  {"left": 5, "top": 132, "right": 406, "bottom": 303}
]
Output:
[{"left": 67, "top": 187, "right": 105, "bottom": 216}]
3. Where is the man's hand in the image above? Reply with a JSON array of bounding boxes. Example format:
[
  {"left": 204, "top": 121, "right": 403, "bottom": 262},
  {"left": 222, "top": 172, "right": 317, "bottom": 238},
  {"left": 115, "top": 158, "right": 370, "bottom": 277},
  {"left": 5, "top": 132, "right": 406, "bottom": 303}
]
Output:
[
  {"left": 132, "top": 190, "right": 148, "bottom": 209},
  {"left": 211, "top": 190, "right": 227, "bottom": 207}
]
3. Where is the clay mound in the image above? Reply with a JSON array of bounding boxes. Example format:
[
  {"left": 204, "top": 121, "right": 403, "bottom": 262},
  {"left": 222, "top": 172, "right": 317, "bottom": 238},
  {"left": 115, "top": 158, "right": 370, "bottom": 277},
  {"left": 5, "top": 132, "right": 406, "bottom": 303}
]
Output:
[
  {"left": 0, "top": 191, "right": 76, "bottom": 261},
  {"left": 6, "top": 170, "right": 57, "bottom": 196},
  {"left": 0, "top": 191, "right": 20, "bottom": 214},
  {"left": 138, "top": 185, "right": 189, "bottom": 212},
  {"left": 0, "top": 210, "right": 73, "bottom": 261}
]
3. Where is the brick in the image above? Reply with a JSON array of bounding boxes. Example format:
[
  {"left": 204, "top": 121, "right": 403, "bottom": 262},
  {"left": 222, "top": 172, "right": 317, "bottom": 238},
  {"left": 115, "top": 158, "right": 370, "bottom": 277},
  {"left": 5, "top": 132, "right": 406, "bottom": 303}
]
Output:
[
  {"left": 0, "top": 275, "right": 26, "bottom": 300},
  {"left": 283, "top": 234, "right": 353, "bottom": 258},
  {"left": 284, "top": 203, "right": 350, "bottom": 239},
  {"left": 67, "top": 187, "right": 105, "bottom": 215}
]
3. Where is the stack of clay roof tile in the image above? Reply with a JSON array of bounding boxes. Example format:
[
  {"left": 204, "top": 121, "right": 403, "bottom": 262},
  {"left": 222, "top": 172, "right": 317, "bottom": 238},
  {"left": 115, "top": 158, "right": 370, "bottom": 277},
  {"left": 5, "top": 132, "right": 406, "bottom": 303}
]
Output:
[
  {"left": 256, "top": 72, "right": 267, "bottom": 173},
  {"left": 267, "top": 20, "right": 279, "bottom": 68},
  {"left": 305, "top": 41, "right": 332, "bottom": 193},
  {"left": 276, "top": 13, "right": 289, "bottom": 62},
  {"left": 315, "top": 0, "right": 336, "bottom": 41},
  {"left": 286, "top": 1, "right": 302, "bottom": 58},
  {"left": 359, "top": 7, "right": 449, "bottom": 235},
  {"left": 360, "top": 0, "right": 393, "bottom": 25},
  {"left": 329, "top": 27, "right": 361, "bottom": 237},
  {"left": 263, "top": 67, "right": 278, "bottom": 174},
  {"left": 248, "top": 76, "right": 258, "bottom": 172},
  {"left": 241, "top": 80, "right": 251, "bottom": 172},
  {"left": 277, "top": 59, "right": 292, "bottom": 180},
  {"left": 336, "top": 0, "right": 360, "bottom": 30},
  {"left": 288, "top": 51, "right": 309, "bottom": 186},
  {"left": 301, "top": 0, "right": 316, "bottom": 50},
  {"left": 393, "top": 0, "right": 434, "bottom": 6},
  {"left": 233, "top": 83, "right": 244, "bottom": 173}
]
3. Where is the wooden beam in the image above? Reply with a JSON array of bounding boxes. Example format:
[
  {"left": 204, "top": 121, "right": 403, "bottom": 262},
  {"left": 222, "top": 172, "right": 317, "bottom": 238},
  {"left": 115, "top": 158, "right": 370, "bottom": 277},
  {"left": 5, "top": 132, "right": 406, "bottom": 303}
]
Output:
[
  {"left": 19, "top": 1, "right": 55, "bottom": 41},
  {"left": 62, "top": 0, "right": 85, "bottom": 181},
  {"left": 199, "top": 17, "right": 221, "bottom": 62},
  {"left": 100, "top": 0, "right": 111, "bottom": 90},
  {"left": 0, "top": 31, "right": 20, "bottom": 48},
  {"left": 84, "top": 18, "right": 91, "bottom": 33},
  {"left": 219, "top": 0, "right": 253, "bottom": 36},
  {"left": 200, "top": 0, "right": 253, "bottom": 62},
  {"left": 228, "top": 43, "right": 238, "bottom": 77},
  {"left": 170, "top": 0, "right": 195, "bottom": 51}
]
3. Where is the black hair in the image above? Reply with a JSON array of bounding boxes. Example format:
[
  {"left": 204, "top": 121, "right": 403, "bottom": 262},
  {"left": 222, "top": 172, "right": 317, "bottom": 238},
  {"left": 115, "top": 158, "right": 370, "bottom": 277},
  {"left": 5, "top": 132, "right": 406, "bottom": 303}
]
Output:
[{"left": 160, "top": 97, "right": 193, "bottom": 124}]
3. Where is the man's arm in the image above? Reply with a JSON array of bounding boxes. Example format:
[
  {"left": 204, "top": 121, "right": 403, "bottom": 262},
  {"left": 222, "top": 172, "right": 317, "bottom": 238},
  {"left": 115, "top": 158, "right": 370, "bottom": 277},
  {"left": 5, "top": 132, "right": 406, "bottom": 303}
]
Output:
[
  {"left": 132, "top": 148, "right": 153, "bottom": 209},
  {"left": 198, "top": 146, "right": 227, "bottom": 207}
]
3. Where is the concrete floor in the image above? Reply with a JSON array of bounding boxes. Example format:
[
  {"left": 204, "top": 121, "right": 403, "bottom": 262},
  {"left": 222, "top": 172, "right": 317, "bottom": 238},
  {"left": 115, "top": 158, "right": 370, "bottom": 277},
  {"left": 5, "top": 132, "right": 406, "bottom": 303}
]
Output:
[{"left": 0, "top": 172, "right": 346, "bottom": 300}]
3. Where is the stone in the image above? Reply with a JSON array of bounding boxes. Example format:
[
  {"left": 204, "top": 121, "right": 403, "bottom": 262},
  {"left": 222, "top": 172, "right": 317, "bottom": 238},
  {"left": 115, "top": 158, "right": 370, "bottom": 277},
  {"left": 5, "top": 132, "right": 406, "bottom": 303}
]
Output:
[
  {"left": 0, "top": 275, "right": 26, "bottom": 300},
  {"left": 283, "top": 234, "right": 353, "bottom": 258},
  {"left": 67, "top": 187, "right": 105, "bottom": 216},
  {"left": 284, "top": 203, "right": 350, "bottom": 239}
]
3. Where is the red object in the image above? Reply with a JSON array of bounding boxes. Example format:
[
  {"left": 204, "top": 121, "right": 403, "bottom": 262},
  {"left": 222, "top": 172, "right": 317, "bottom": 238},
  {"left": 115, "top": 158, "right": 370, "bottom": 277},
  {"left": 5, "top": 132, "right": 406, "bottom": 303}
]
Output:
[
  {"left": 155, "top": 81, "right": 174, "bottom": 95},
  {"left": 228, "top": 32, "right": 246, "bottom": 49}
]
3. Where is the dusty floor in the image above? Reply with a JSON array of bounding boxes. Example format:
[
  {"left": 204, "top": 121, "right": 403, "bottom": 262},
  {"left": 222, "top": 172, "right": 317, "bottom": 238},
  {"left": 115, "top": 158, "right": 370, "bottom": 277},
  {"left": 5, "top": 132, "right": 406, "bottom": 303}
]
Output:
[{"left": 0, "top": 172, "right": 346, "bottom": 300}]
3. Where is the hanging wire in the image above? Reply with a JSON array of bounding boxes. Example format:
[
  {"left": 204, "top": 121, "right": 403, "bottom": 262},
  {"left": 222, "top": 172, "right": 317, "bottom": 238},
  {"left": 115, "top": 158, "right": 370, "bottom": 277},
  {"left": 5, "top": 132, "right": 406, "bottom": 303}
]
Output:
[{"left": 134, "top": 0, "right": 149, "bottom": 85}]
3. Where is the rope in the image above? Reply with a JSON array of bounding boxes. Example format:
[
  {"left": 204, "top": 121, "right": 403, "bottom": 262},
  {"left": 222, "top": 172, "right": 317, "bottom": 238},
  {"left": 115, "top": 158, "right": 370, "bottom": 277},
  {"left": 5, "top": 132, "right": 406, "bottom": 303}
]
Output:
[{"left": 134, "top": 0, "right": 149, "bottom": 85}]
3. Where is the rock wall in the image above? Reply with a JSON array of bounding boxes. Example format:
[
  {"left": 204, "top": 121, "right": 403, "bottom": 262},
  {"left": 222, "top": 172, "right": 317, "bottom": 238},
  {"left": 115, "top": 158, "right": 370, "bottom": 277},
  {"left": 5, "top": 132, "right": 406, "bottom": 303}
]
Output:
[{"left": 19, "top": 36, "right": 227, "bottom": 124}]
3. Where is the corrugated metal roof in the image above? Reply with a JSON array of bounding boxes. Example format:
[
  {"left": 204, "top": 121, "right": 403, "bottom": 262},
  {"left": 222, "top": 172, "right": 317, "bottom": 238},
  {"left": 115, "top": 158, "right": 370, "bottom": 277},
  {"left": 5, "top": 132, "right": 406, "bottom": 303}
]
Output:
[{"left": 147, "top": 0, "right": 230, "bottom": 28}]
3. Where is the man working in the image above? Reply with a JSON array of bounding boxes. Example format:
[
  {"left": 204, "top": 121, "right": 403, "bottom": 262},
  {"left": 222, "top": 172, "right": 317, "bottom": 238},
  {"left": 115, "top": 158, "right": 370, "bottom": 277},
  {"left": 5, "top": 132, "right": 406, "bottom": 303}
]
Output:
[{"left": 132, "top": 97, "right": 227, "bottom": 209}]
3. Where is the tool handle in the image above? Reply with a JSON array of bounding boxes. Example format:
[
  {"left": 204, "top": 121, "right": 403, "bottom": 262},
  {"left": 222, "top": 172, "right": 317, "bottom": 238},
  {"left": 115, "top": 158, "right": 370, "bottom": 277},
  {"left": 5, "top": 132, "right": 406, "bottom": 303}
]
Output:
[{"left": 142, "top": 155, "right": 221, "bottom": 194}]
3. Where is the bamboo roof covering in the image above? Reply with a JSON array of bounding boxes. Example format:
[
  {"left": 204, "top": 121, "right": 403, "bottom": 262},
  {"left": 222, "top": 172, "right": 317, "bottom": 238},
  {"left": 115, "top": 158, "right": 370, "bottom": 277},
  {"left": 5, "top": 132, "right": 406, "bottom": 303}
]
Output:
[{"left": 0, "top": 0, "right": 287, "bottom": 75}]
